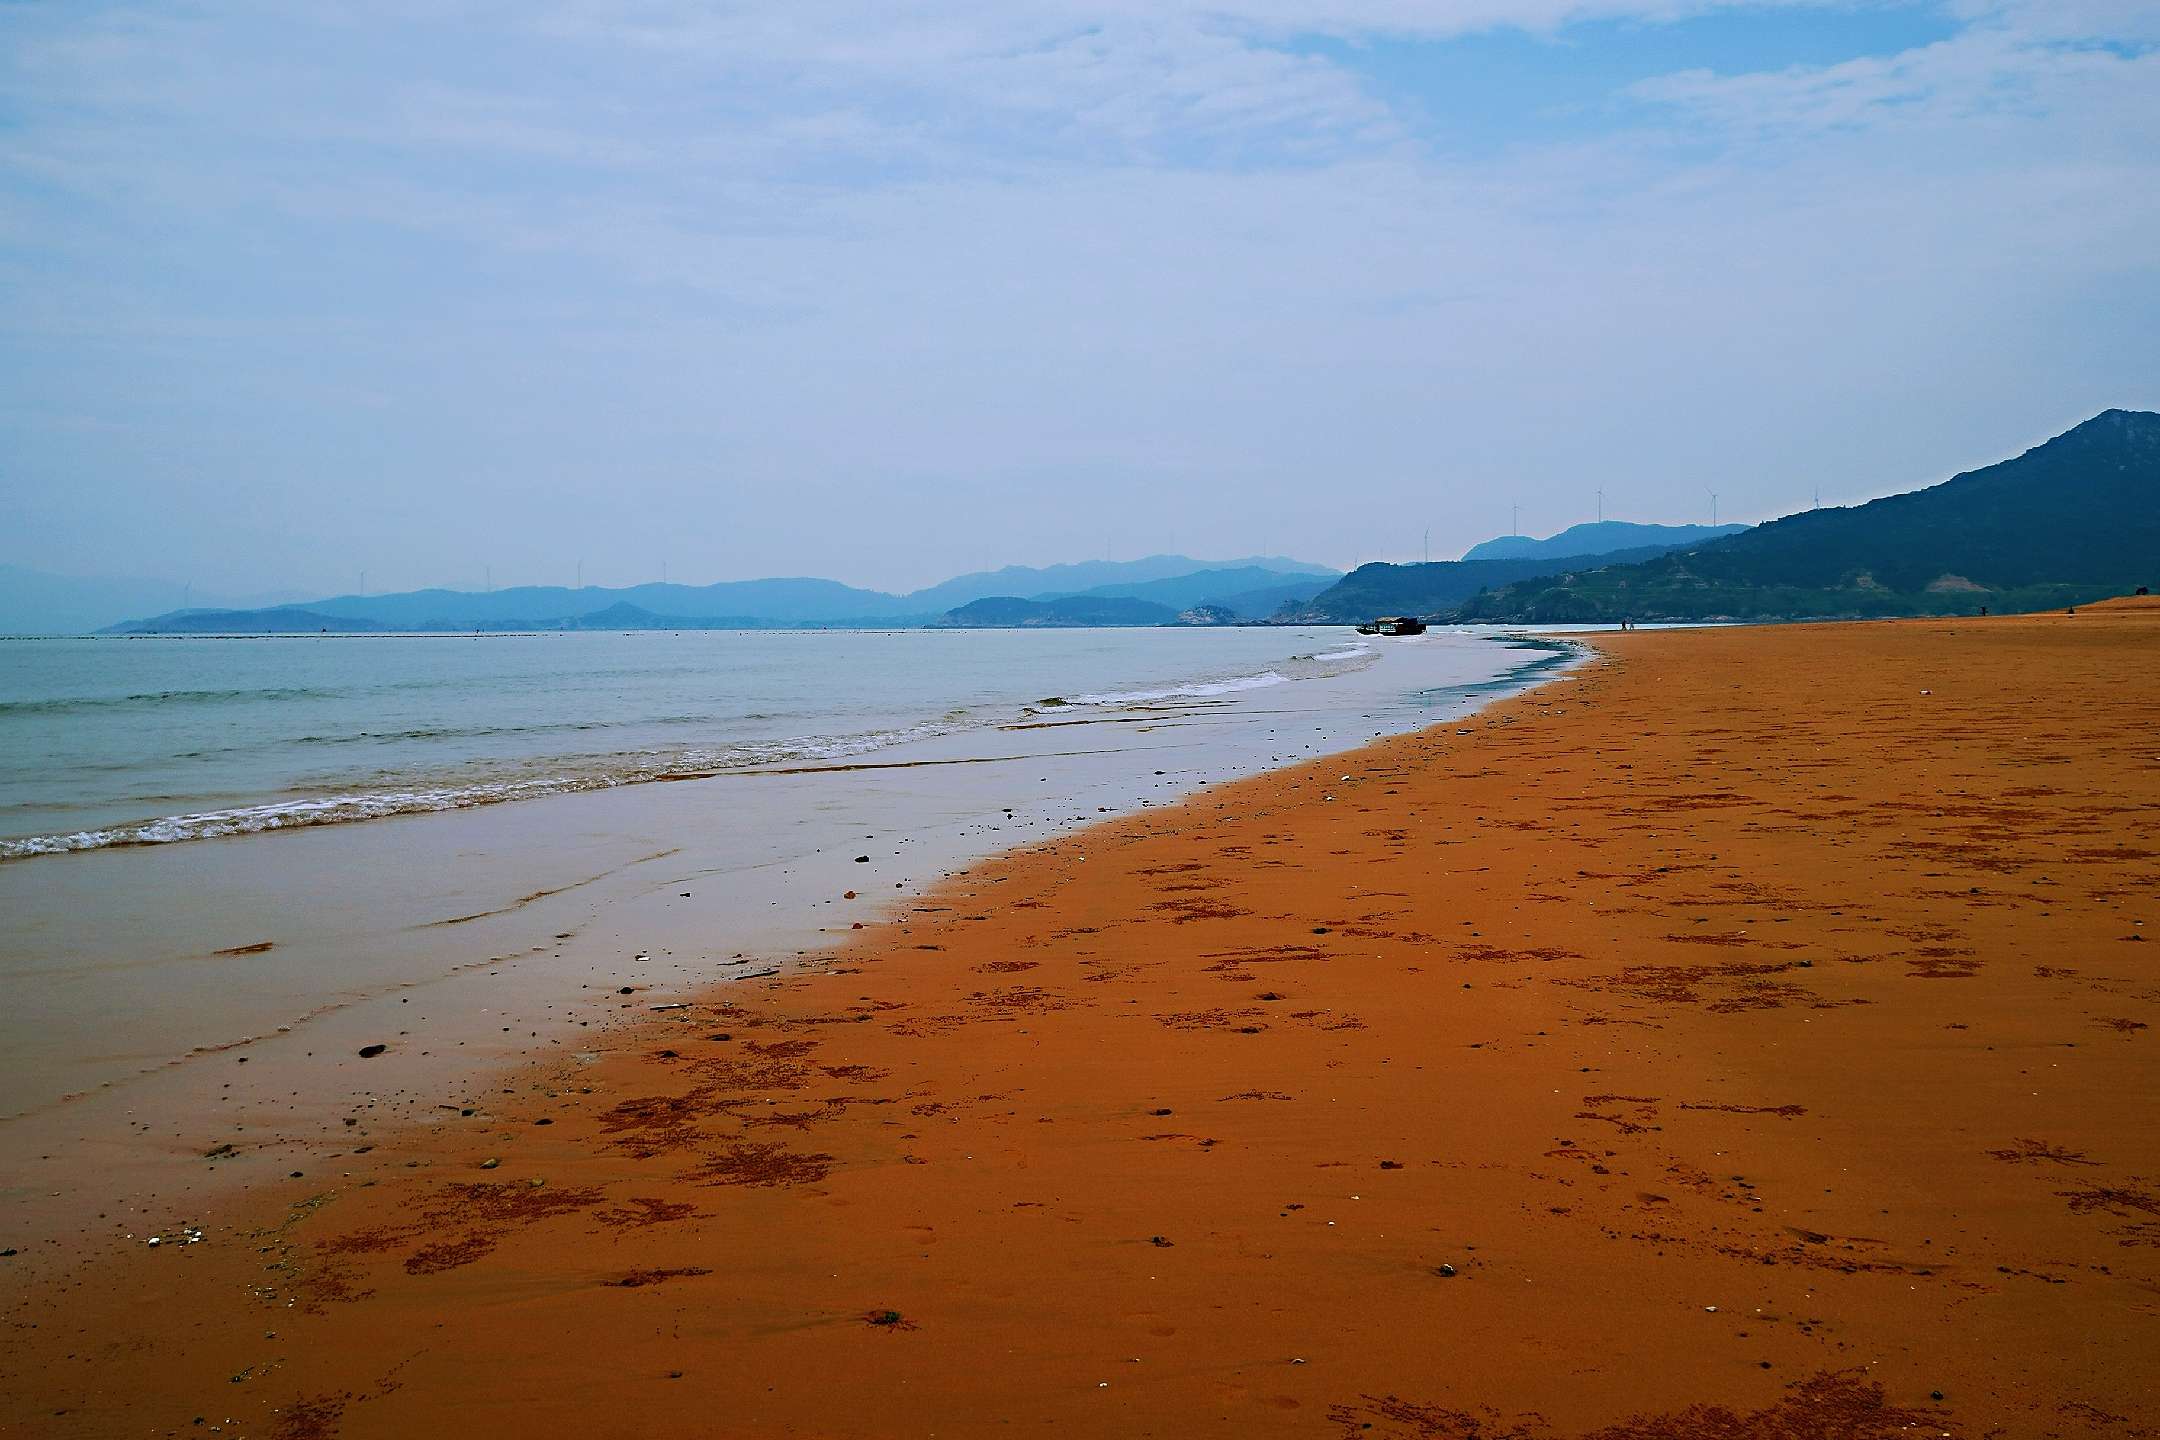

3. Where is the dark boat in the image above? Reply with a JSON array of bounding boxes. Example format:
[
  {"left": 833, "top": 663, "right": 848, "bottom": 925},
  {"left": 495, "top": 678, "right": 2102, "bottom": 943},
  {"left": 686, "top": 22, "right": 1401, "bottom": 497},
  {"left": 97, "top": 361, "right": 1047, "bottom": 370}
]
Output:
[{"left": 1372, "top": 616, "right": 1426, "bottom": 636}]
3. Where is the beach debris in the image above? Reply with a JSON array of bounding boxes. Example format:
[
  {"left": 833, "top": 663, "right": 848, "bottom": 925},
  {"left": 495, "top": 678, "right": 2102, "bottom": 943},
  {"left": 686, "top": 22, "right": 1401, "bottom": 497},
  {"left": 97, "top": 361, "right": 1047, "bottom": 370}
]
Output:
[
  {"left": 633, "top": 953, "right": 650, "bottom": 963},
  {"left": 480, "top": 1158, "right": 500, "bottom": 1169},
  {"left": 1435, "top": 1263, "right": 1456, "bottom": 1277},
  {"left": 865, "top": 1309, "right": 905, "bottom": 1327},
  {"left": 854, "top": 855, "right": 870, "bottom": 863},
  {"left": 357, "top": 1044, "right": 387, "bottom": 1058},
  {"left": 650, "top": 1003, "right": 690, "bottom": 1011},
  {"left": 844, "top": 891, "right": 857, "bottom": 899},
  {"left": 1149, "top": 1236, "right": 1173, "bottom": 1247}
]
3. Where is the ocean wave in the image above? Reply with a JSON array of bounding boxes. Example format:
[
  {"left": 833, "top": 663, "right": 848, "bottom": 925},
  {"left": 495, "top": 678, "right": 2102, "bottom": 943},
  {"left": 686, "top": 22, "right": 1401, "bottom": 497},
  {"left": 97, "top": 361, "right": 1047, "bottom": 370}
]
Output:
[
  {"left": 0, "top": 720, "right": 956, "bottom": 860},
  {"left": 1063, "top": 670, "right": 1291, "bottom": 706},
  {"left": 0, "top": 685, "right": 336, "bottom": 716}
]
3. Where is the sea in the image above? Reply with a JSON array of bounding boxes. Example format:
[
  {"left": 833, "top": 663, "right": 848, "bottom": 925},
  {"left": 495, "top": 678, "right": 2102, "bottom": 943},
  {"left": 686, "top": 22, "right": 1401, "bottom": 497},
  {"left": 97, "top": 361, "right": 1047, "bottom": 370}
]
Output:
[{"left": 0, "top": 626, "right": 1558, "bottom": 862}]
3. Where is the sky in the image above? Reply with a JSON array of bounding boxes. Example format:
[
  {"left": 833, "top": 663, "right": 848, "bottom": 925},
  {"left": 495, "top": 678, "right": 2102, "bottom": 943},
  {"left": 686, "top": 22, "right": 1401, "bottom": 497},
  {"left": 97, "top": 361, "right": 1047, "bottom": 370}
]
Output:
[{"left": 1, "top": 0, "right": 2155, "bottom": 596}]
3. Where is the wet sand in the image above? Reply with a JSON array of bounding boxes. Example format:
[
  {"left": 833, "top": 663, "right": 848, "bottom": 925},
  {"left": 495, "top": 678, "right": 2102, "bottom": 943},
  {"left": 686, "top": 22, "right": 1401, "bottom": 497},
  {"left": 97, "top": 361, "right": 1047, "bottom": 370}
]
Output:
[{"left": 5, "top": 605, "right": 2158, "bottom": 1438}]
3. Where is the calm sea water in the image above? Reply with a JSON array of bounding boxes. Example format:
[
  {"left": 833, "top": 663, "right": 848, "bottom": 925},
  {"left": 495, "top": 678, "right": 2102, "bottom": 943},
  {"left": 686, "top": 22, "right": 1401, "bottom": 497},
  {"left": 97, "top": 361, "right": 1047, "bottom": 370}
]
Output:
[{"left": 0, "top": 627, "right": 1460, "bottom": 859}]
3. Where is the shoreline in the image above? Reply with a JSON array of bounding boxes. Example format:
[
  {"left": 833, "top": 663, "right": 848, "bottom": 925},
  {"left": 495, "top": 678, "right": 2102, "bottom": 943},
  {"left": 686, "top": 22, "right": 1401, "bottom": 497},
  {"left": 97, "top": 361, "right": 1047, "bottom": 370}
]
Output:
[
  {"left": 5, "top": 608, "right": 2157, "bottom": 1437},
  {"left": 0, "top": 630, "right": 1574, "bottom": 1269}
]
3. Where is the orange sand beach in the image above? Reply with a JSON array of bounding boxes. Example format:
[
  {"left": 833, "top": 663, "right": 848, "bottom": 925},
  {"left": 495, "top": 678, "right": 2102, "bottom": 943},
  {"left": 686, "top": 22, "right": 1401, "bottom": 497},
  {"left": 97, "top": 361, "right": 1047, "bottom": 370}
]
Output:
[{"left": 5, "top": 604, "right": 2158, "bottom": 1438}]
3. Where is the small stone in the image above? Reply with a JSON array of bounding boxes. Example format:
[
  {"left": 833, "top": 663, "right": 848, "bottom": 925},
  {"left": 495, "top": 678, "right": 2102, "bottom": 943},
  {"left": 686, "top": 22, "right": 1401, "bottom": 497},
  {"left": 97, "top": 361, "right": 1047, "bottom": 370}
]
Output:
[{"left": 358, "top": 1044, "right": 387, "bottom": 1058}]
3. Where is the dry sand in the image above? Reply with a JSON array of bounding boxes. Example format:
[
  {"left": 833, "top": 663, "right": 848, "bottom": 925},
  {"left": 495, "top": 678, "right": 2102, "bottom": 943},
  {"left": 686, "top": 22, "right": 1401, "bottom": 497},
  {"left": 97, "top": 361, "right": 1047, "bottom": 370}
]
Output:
[{"left": 5, "top": 605, "right": 2157, "bottom": 1438}]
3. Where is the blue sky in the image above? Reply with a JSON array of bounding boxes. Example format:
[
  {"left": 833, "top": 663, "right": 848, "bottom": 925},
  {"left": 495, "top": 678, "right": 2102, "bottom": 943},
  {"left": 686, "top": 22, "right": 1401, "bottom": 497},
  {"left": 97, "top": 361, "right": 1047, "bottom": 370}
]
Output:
[{"left": 2, "top": 0, "right": 2156, "bottom": 594}]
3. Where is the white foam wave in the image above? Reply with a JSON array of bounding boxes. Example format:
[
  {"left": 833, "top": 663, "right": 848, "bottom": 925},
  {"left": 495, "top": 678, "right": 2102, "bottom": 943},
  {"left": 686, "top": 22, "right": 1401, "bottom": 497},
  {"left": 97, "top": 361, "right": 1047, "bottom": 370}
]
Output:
[
  {"left": 0, "top": 720, "right": 956, "bottom": 860},
  {"left": 1064, "top": 670, "right": 1291, "bottom": 707}
]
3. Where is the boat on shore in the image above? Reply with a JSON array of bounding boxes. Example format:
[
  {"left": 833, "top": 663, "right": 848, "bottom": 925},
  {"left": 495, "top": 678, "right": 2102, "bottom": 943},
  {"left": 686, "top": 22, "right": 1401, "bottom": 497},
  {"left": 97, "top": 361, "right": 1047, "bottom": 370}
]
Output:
[{"left": 1357, "top": 616, "right": 1426, "bottom": 636}]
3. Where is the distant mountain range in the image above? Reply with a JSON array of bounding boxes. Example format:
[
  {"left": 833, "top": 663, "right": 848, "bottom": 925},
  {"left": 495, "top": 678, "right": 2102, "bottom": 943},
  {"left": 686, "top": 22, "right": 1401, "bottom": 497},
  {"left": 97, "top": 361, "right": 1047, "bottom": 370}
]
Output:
[
  {"left": 1460, "top": 521, "right": 1746, "bottom": 562},
  {"left": 87, "top": 555, "right": 1338, "bottom": 635},
  {"left": 934, "top": 565, "right": 1341, "bottom": 628},
  {"left": 1282, "top": 545, "right": 1712, "bottom": 624},
  {"left": 1285, "top": 522, "right": 1747, "bottom": 623},
  {"left": 1455, "top": 409, "right": 2159, "bottom": 622},
  {"left": 938, "top": 595, "right": 1192, "bottom": 628},
  {"left": 0, "top": 567, "right": 313, "bottom": 637},
  {"left": 37, "top": 413, "right": 2153, "bottom": 635}
]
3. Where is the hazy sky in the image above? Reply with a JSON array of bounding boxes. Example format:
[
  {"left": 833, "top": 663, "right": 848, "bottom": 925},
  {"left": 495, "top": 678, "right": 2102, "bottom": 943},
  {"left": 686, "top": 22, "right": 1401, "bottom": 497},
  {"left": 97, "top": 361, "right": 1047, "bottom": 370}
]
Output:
[{"left": 3, "top": 1, "right": 2155, "bottom": 596}]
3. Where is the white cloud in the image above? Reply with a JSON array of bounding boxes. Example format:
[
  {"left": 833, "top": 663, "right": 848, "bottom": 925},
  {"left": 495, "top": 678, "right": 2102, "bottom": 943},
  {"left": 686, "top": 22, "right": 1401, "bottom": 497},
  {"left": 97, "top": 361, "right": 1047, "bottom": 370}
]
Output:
[{"left": 0, "top": 0, "right": 2155, "bottom": 589}]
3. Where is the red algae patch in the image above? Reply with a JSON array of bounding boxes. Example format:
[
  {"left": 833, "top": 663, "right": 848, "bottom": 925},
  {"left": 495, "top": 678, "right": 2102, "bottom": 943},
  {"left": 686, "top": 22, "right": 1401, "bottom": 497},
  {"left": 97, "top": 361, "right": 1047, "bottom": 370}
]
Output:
[{"left": 686, "top": 1140, "right": 833, "bottom": 1187}]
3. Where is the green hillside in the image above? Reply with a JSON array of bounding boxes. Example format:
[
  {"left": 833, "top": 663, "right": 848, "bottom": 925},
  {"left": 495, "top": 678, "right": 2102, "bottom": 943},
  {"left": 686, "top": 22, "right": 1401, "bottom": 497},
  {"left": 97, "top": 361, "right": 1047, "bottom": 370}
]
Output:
[
  {"left": 1455, "top": 410, "right": 2159, "bottom": 622},
  {"left": 1282, "top": 546, "right": 1706, "bottom": 623}
]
